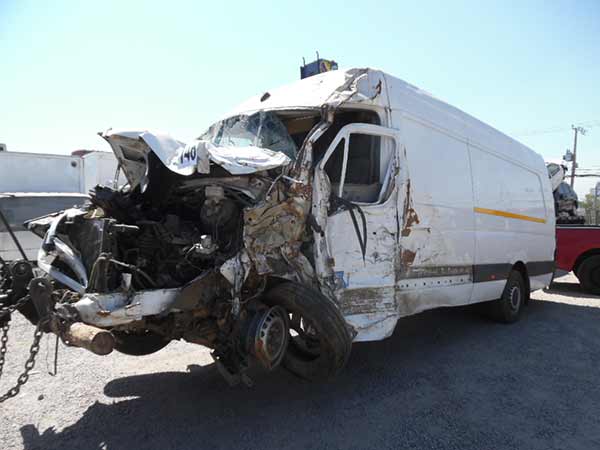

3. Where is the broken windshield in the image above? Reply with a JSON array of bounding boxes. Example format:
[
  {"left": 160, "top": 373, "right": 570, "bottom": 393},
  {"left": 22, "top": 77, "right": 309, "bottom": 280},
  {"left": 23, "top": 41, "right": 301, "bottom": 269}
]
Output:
[{"left": 201, "top": 111, "right": 297, "bottom": 159}]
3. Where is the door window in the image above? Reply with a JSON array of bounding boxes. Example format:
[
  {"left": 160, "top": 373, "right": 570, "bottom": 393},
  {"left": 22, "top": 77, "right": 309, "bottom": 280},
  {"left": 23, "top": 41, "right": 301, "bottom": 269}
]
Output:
[{"left": 322, "top": 126, "right": 396, "bottom": 204}]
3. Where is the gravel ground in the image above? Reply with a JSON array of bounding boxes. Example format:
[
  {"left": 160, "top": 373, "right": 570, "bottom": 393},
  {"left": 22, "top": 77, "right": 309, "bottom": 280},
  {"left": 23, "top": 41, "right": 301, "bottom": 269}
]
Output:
[{"left": 1, "top": 272, "right": 600, "bottom": 450}]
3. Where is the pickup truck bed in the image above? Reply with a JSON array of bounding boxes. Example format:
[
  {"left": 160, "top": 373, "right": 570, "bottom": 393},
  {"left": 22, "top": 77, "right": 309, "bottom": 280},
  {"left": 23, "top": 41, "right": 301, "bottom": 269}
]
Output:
[{"left": 556, "top": 225, "right": 600, "bottom": 294}]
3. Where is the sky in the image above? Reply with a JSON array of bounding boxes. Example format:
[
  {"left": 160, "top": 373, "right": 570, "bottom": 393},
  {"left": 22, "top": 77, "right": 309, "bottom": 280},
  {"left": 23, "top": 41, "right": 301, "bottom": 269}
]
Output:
[{"left": 1, "top": 0, "right": 599, "bottom": 197}]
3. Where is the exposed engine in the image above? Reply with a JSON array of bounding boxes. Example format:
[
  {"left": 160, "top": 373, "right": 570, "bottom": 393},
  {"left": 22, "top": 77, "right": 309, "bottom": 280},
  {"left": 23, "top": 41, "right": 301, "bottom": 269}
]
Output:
[{"left": 80, "top": 183, "right": 244, "bottom": 291}]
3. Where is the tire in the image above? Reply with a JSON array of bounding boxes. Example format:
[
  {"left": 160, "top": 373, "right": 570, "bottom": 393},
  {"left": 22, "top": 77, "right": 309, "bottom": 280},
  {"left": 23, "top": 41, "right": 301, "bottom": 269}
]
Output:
[
  {"left": 488, "top": 270, "right": 526, "bottom": 323},
  {"left": 263, "top": 282, "right": 352, "bottom": 381},
  {"left": 113, "top": 330, "right": 170, "bottom": 356},
  {"left": 576, "top": 255, "right": 600, "bottom": 295}
]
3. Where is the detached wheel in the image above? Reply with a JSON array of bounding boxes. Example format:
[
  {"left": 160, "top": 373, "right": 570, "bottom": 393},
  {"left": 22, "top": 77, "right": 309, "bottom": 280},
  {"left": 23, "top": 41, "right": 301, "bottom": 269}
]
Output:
[
  {"left": 577, "top": 255, "right": 600, "bottom": 295},
  {"left": 489, "top": 270, "right": 525, "bottom": 323},
  {"left": 264, "top": 282, "right": 352, "bottom": 381},
  {"left": 113, "top": 330, "right": 170, "bottom": 356}
]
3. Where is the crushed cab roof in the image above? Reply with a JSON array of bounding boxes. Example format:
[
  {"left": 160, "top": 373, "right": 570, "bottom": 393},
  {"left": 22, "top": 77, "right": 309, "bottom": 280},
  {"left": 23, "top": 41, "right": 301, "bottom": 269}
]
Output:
[{"left": 224, "top": 68, "right": 386, "bottom": 117}]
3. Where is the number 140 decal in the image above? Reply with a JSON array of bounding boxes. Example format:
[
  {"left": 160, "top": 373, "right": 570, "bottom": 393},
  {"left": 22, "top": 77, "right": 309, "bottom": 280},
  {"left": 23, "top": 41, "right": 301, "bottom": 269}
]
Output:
[{"left": 179, "top": 145, "right": 197, "bottom": 165}]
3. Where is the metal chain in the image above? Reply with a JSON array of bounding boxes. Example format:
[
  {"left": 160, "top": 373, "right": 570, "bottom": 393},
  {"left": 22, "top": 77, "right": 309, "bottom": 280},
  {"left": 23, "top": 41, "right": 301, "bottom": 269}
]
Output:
[
  {"left": 0, "top": 294, "right": 44, "bottom": 403},
  {"left": 0, "top": 324, "right": 44, "bottom": 403},
  {"left": 0, "top": 295, "right": 31, "bottom": 379},
  {"left": 0, "top": 322, "right": 9, "bottom": 378},
  {"left": 0, "top": 295, "right": 31, "bottom": 320}
]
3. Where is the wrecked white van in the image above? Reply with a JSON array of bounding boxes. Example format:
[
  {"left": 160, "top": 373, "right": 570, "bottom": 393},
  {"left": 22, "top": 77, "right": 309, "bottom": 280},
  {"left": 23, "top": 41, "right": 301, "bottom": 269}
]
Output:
[{"left": 1, "top": 68, "right": 555, "bottom": 385}]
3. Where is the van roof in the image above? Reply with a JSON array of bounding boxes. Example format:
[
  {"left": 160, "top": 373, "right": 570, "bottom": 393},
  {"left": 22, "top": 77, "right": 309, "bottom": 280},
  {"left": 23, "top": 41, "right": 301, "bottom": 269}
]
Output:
[
  {"left": 225, "top": 68, "right": 363, "bottom": 116},
  {"left": 225, "top": 67, "right": 544, "bottom": 172}
]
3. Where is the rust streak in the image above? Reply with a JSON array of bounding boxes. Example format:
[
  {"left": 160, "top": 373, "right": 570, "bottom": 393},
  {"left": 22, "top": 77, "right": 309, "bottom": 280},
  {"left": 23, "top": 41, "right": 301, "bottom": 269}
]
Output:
[
  {"left": 401, "top": 178, "right": 420, "bottom": 237},
  {"left": 400, "top": 249, "right": 416, "bottom": 267}
]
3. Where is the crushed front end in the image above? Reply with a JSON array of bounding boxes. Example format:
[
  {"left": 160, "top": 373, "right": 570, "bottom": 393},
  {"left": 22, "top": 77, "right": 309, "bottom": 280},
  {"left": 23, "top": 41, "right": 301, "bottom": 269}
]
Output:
[
  {"left": 0, "top": 68, "right": 389, "bottom": 392},
  {"left": 1, "top": 109, "right": 352, "bottom": 386}
]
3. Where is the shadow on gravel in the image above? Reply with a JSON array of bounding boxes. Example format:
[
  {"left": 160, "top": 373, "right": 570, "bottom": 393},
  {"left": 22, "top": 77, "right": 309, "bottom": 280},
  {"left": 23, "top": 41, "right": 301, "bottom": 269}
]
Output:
[
  {"left": 19, "top": 300, "right": 600, "bottom": 450},
  {"left": 546, "top": 281, "right": 600, "bottom": 300}
]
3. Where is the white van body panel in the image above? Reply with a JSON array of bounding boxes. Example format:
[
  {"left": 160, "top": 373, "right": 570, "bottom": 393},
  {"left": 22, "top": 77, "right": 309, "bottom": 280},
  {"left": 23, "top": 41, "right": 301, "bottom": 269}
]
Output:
[{"left": 222, "top": 68, "right": 555, "bottom": 341}]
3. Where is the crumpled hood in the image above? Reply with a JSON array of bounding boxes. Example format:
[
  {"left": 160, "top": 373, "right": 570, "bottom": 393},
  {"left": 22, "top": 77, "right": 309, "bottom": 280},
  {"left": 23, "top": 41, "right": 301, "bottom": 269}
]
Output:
[{"left": 100, "top": 129, "right": 291, "bottom": 189}]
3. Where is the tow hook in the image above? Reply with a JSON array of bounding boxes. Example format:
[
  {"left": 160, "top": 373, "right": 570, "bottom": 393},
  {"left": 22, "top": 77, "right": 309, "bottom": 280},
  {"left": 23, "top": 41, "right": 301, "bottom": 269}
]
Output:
[{"left": 28, "top": 278, "right": 55, "bottom": 322}]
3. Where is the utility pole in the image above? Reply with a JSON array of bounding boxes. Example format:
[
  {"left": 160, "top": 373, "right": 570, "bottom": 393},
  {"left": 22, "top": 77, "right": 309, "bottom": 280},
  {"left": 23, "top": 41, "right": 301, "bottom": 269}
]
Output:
[{"left": 570, "top": 125, "right": 587, "bottom": 188}]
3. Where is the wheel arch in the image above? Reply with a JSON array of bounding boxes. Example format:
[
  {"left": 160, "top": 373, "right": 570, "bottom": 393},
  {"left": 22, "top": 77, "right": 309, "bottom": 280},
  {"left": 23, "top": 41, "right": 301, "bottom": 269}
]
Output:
[
  {"left": 264, "top": 275, "right": 325, "bottom": 298},
  {"left": 264, "top": 275, "right": 289, "bottom": 291},
  {"left": 573, "top": 249, "right": 600, "bottom": 276}
]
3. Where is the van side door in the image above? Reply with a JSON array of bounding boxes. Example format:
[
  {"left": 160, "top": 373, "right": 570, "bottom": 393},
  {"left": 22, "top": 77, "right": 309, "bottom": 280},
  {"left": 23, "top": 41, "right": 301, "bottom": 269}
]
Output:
[{"left": 312, "top": 123, "right": 402, "bottom": 341}]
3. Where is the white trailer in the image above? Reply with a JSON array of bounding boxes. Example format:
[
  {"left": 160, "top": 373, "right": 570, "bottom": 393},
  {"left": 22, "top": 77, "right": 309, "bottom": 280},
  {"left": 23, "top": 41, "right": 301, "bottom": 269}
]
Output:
[
  {"left": 0, "top": 150, "right": 122, "bottom": 261},
  {"left": 81, "top": 151, "right": 124, "bottom": 193},
  {"left": 0, "top": 151, "right": 85, "bottom": 193},
  {"left": 0, "top": 150, "right": 122, "bottom": 194}
]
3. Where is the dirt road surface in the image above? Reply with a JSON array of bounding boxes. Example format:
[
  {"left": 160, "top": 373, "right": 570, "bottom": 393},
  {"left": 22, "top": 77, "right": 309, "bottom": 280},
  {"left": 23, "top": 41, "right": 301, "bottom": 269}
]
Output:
[{"left": 1, "top": 273, "right": 599, "bottom": 450}]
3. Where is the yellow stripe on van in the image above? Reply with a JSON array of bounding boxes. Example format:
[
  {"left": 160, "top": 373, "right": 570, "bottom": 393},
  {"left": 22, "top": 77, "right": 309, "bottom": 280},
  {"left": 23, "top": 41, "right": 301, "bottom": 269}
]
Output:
[{"left": 473, "top": 207, "right": 546, "bottom": 224}]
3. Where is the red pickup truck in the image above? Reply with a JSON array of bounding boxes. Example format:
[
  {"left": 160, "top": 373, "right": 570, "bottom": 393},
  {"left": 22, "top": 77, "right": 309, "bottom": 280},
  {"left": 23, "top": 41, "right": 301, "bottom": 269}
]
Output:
[{"left": 555, "top": 225, "right": 600, "bottom": 294}]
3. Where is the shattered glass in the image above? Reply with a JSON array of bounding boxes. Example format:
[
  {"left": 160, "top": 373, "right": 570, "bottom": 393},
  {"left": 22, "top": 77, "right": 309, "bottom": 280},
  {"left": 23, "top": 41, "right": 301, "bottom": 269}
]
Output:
[{"left": 201, "top": 111, "right": 298, "bottom": 159}]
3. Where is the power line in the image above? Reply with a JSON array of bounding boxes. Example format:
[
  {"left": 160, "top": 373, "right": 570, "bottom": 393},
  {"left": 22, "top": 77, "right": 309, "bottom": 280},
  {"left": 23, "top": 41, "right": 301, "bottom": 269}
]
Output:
[
  {"left": 512, "top": 120, "right": 600, "bottom": 137},
  {"left": 513, "top": 126, "right": 567, "bottom": 137}
]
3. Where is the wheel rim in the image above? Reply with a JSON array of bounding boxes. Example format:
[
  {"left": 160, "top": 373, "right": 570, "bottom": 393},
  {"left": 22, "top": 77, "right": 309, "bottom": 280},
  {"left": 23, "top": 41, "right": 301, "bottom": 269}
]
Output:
[
  {"left": 508, "top": 285, "right": 521, "bottom": 312},
  {"left": 251, "top": 306, "right": 289, "bottom": 370}
]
